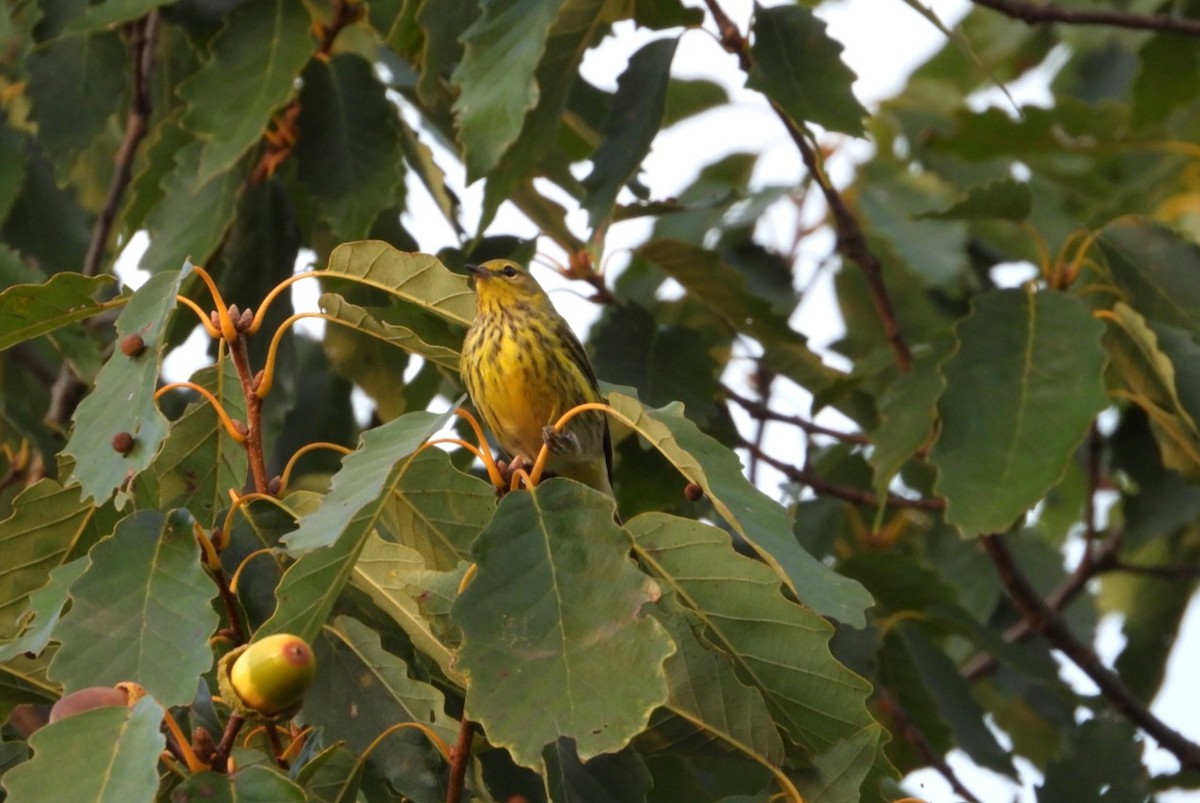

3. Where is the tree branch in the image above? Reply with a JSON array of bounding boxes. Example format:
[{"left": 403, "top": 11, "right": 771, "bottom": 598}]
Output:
[
  {"left": 445, "top": 718, "right": 476, "bottom": 803},
  {"left": 725, "top": 384, "right": 870, "bottom": 444},
  {"left": 980, "top": 533, "right": 1200, "bottom": 772},
  {"left": 971, "top": 0, "right": 1200, "bottom": 37},
  {"left": 700, "top": 0, "right": 912, "bottom": 373},
  {"left": 876, "top": 690, "right": 982, "bottom": 803},
  {"left": 740, "top": 439, "right": 945, "bottom": 510}
]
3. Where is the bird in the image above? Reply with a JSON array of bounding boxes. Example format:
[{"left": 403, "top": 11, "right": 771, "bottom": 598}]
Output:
[{"left": 460, "top": 259, "right": 614, "bottom": 497}]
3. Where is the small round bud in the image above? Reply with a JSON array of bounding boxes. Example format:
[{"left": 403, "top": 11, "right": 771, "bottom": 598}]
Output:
[
  {"left": 111, "top": 432, "right": 135, "bottom": 455},
  {"left": 227, "top": 634, "right": 316, "bottom": 717},
  {"left": 683, "top": 482, "right": 704, "bottom": 502},
  {"left": 120, "top": 334, "right": 146, "bottom": 357}
]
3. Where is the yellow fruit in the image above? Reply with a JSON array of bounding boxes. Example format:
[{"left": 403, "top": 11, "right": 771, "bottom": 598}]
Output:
[{"left": 228, "top": 634, "right": 315, "bottom": 716}]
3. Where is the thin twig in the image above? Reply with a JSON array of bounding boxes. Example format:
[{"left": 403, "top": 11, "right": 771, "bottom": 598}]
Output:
[
  {"left": 725, "top": 385, "right": 870, "bottom": 444},
  {"left": 876, "top": 690, "right": 982, "bottom": 803},
  {"left": 972, "top": 0, "right": 1200, "bottom": 36},
  {"left": 980, "top": 533, "right": 1200, "bottom": 772},
  {"left": 700, "top": 0, "right": 912, "bottom": 373},
  {"left": 1106, "top": 561, "right": 1200, "bottom": 579},
  {"left": 746, "top": 369, "right": 774, "bottom": 484},
  {"left": 741, "top": 439, "right": 945, "bottom": 510},
  {"left": 961, "top": 531, "right": 1120, "bottom": 680},
  {"left": 445, "top": 718, "right": 476, "bottom": 803},
  {"left": 212, "top": 713, "right": 246, "bottom": 773},
  {"left": 229, "top": 335, "right": 270, "bottom": 494},
  {"left": 211, "top": 562, "right": 247, "bottom": 646}
]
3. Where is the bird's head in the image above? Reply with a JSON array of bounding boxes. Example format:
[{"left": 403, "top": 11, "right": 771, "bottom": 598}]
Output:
[{"left": 465, "top": 259, "right": 554, "bottom": 314}]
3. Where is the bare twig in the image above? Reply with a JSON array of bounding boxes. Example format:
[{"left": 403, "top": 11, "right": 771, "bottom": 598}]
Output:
[
  {"left": 980, "top": 533, "right": 1200, "bottom": 772},
  {"left": 740, "top": 438, "right": 945, "bottom": 510},
  {"left": 972, "top": 0, "right": 1200, "bottom": 37},
  {"left": 1106, "top": 561, "right": 1200, "bottom": 579},
  {"left": 725, "top": 385, "right": 870, "bottom": 444},
  {"left": 229, "top": 335, "right": 270, "bottom": 494},
  {"left": 445, "top": 718, "right": 476, "bottom": 803},
  {"left": 212, "top": 713, "right": 246, "bottom": 773},
  {"left": 700, "top": 0, "right": 912, "bottom": 373},
  {"left": 876, "top": 690, "right": 982, "bottom": 803},
  {"left": 746, "top": 369, "right": 774, "bottom": 484}
]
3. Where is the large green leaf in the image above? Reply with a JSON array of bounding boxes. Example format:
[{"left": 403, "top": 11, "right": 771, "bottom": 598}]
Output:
[
  {"left": 0, "top": 481, "right": 95, "bottom": 639},
  {"left": 0, "top": 271, "right": 120, "bottom": 350},
  {"left": 153, "top": 358, "right": 248, "bottom": 526},
  {"left": 136, "top": 139, "right": 246, "bottom": 275},
  {"left": 793, "top": 726, "right": 884, "bottom": 803},
  {"left": 320, "top": 293, "right": 463, "bottom": 372},
  {"left": 170, "top": 766, "right": 306, "bottom": 802},
  {"left": 636, "top": 240, "right": 842, "bottom": 395},
  {"left": 607, "top": 393, "right": 873, "bottom": 626},
  {"left": 350, "top": 533, "right": 464, "bottom": 684},
  {"left": 260, "top": 408, "right": 461, "bottom": 642},
  {"left": 452, "top": 0, "right": 565, "bottom": 179},
  {"left": 0, "top": 558, "right": 86, "bottom": 662},
  {"left": 305, "top": 616, "right": 458, "bottom": 803},
  {"left": 745, "top": 3, "right": 866, "bottom": 136},
  {"left": 0, "top": 697, "right": 163, "bottom": 803},
  {"left": 581, "top": 38, "right": 678, "bottom": 228},
  {"left": 914, "top": 177, "right": 1032, "bottom": 221},
  {"left": 322, "top": 241, "right": 475, "bottom": 328},
  {"left": 64, "top": 267, "right": 186, "bottom": 505},
  {"left": 643, "top": 597, "right": 785, "bottom": 783},
  {"left": 1099, "top": 217, "right": 1200, "bottom": 339},
  {"left": 296, "top": 53, "right": 404, "bottom": 241},
  {"left": 280, "top": 407, "right": 460, "bottom": 555},
  {"left": 65, "top": 0, "right": 176, "bottom": 32},
  {"left": 1036, "top": 715, "right": 1151, "bottom": 802},
  {"left": 1102, "top": 303, "right": 1200, "bottom": 481},
  {"left": 543, "top": 742, "right": 652, "bottom": 803},
  {"left": 177, "top": 0, "right": 314, "bottom": 183},
  {"left": 26, "top": 31, "right": 126, "bottom": 173},
  {"left": 49, "top": 510, "right": 219, "bottom": 707},
  {"left": 452, "top": 479, "right": 675, "bottom": 769},
  {"left": 930, "top": 289, "right": 1109, "bottom": 535},
  {"left": 869, "top": 342, "right": 948, "bottom": 495},
  {"left": 626, "top": 514, "right": 880, "bottom": 763}
]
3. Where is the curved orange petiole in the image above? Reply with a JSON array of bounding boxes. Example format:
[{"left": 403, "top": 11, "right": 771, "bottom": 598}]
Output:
[
  {"left": 360, "top": 721, "right": 452, "bottom": 764},
  {"left": 193, "top": 521, "right": 222, "bottom": 572},
  {"left": 452, "top": 407, "right": 505, "bottom": 489},
  {"left": 279, "top": 727, "right": 312, "bottom": 763},
  {"left": 189, "top": 265, "right": 238, "bottom": 343},
  {"left": 219, "top": 491, "right": 289, "bottom": 551},
  {"left": 229, "top": 548, "right": 282, "bottom": 594},
  {"left": 527, "top": 402, "right": 620, "bottom": 488},
  {"left": 248, "top": 270, "right": 350, "bottom": 336},
  {"left": 163, "top": 708, "right": 211, "bottom": 772},
  {"left": 255, "top": 311, "right": 342, "bottom": 399},
  {"left": 155, "top": 382, "right": 247, "bottom": 444},
  {"left": 175, "top": 295, "right": 221, "bottom": 338},
  {"left": 278, "top": 441, "right": 353, "bottom": 495},
  {"left": 456, "top": 563, "right": 478, "bottom": 595}
]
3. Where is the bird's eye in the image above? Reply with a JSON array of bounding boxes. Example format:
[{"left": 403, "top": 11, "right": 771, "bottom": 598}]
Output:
[{"left": 501, "top": 266, "right": 518, "bottom": 278}]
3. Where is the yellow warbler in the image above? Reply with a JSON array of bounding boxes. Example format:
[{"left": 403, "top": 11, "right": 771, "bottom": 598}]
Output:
[{"left": 460, "top": 259, "right": 614, "bottom": 496}]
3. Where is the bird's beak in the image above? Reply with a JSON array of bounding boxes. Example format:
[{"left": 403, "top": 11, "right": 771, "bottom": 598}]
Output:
[{"left": 464, "top": 264, "right": 488, "bottom": 281}]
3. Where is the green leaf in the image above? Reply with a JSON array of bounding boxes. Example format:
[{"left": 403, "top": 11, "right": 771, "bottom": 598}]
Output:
[
  {"left": 1102, "top": 303, "right": 1200, "bottom": 481},
  {"left": 663, "top": 78, "right": 730, "bottom": 129},
  {"left": 452, "top": 0, "right": 565, "bottom": 179},
  {"left": 49, "top": 510, "right": 220, "bottom": 707},
  {"left": 322, "top": 241, "right": 476, "bottom": 328},
  {"left": 0, "top": 481, "right": 95, "bottom": 639},
  {"left": 305, "top": 616, "right": 459, "bottom": 803},
  {"left": 0, "top": 558, "right": 87, "bottom": 662},
  {"left": 581, "top": 38, "right": 677, "bottom": 229},
  {"left": 543, "top": 741, "right": 652, "bottom": 803},
  {"left": 1099, "top": 216, "right": 1200, "bottom": 339},
  {"left": 793, "top": 726, "right": 884, "bottom": 803},
  {"left": 137, "top": 139, "right": 245, "bottom": 274},
  {"left": 914, "top": 177, "right": 1032, "bottom": 221},
  {"left": 745, "top": 3, "right": 866, "bottom": 136},
  {"left": 320, "top": 293, "right": 463, "bottom": 373},
  {"left": 930, "top": 289, "right": 1109, "bottom": 536},
  {"left": 258, "top": 409, "right": 462, "bottom": 643},
  {"left": 26, "top": 31, "right": 126, "bottom": 173},
  {"left": 64, "top": 267, "right": 186, "bottom": 505},
  {"left": 0, "top": 124, "right": 25, "bottom": 224},
  {"left": 296, "top": 53, "right": 404, "bottom": 240},
  {"left": 177, "top": 0, "right": 314, "bottom": 183},
  {"left": 153, "top": 359, "right": 248, "bottom": 526},
  {"left": 350, "top": 533, "right": 464, "bottom": 684},
  {"left": 452, "top": 479, "right": 675, "bottom": 769},
  {"left": 0, "top": 271, "right": 120, "bottom": 351},
  {"left": 0, "top": 697, "right": 163, "bottom": 802},
  {"left": 646, "top": 596, "right": 785, "bottom": 774},
  {"left": 280, "top": 407, "right": 460, "bottom": 555},
  {"left": 636, "top": 240, "right": 843, "bottom": 395},
  {"left": 627, "top": 514, "right": 880, "bottom": 763},
  {"left": 65, "top": 0, "right": 176, "bottom": 32},
  {"left": 607, "top": 393, "right": 873, "bottom": 625},
  {"left": 1036, "top": 715, "right": 1151, "bottom": 802},
  {"left": 171, "top": 766, "right": 306, "bottom": 803},
  {"left": 869, "top": 341, "right": 949, "bottom": 494}
]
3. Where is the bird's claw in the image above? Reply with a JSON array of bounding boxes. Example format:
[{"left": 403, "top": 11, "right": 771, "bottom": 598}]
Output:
[{"left": 542, "top": 425, "right": 579, "bottom": 456}]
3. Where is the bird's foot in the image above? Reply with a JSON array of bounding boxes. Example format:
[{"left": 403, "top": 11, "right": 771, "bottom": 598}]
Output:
[{"left": 542, "top": 425, "right": 580, "bottom": 457}]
